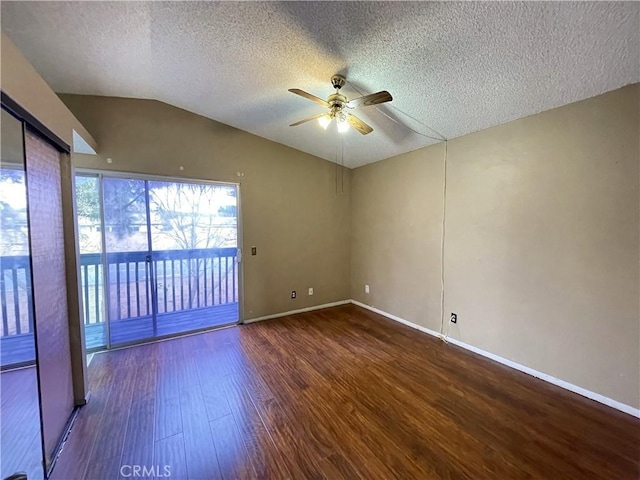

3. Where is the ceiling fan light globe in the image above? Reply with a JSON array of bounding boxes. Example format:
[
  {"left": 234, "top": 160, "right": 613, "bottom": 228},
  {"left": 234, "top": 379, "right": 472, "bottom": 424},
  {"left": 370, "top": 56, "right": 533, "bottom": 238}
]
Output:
[
  {"left": 318, "top": 116, "right": 331, "bottom": 129},
  {"left": 337, "top": 121, "right": 350, "bottom": 133}
]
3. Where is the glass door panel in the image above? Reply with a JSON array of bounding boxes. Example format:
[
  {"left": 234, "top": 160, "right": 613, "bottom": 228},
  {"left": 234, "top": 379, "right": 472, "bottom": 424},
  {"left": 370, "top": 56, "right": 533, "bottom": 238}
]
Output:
[
  {"left": 102, "top": 177, "right": 155, "bottom": 346},
  {"left": 75, "top": 174, "right": 106, "bottom": 350},
  {"left": 148, "top": 180, "right": 239, "bottom": 336}
]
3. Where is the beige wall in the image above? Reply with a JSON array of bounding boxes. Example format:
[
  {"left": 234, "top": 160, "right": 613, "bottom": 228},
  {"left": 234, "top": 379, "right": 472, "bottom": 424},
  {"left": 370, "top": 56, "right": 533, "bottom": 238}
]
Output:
[
  {"left": 351, "top": 146, "right": 445, "bottom": 326},
  {"left": 59, "top": 94, "right": 351, "bottom": 320},
  {"left": 351, "top": 84, "right": 640, "bottom": 409},
  {"left": 0, "top": 33, "right": 96, "bottom": 151}
]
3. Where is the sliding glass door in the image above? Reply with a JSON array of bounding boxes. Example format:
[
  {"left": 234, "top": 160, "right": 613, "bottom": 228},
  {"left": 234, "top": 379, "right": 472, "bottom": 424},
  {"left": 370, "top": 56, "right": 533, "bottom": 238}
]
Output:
[
  {"left": 147, "top": 180, "right": 239, "bottom": 337},
  {"left": 76, "top": 173, "right": 240, "bottom": 350},
  {"left": 103, "top": 177, "right": 155, "bottom": 345}
]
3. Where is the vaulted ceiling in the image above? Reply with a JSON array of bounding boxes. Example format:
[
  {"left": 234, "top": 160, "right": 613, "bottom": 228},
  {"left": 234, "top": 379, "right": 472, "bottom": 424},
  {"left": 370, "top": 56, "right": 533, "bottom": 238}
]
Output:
[{"left": 2, "top": 1, "right": 638, "bottom": 168}]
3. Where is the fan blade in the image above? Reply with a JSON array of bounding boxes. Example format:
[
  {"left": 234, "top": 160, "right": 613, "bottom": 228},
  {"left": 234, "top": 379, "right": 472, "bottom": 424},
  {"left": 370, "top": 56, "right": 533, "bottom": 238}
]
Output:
[
  {"left": 288, "top": 89, "right": 330, "bottom": 107},
  {"left": 347, "top": 113, "right": 373, "bottom": 135},
  {"left": 348, "top": 91, "right": 393, "bottom": 108},
  {"left": 290, "top": 113, "right": 329, "bottom": 127}
]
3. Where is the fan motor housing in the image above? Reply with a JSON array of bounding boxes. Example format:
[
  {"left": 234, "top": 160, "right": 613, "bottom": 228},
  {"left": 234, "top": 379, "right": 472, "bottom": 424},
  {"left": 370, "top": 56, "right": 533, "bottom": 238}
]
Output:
[{"left": 328, "top": 92, "right": 347, "bottom": 109}]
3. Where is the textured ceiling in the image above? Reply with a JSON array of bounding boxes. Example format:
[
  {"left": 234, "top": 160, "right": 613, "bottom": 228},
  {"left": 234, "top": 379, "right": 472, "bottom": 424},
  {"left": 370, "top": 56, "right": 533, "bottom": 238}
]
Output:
[{"left": 2, "top": 1, "right": 638, "bottom": 168}]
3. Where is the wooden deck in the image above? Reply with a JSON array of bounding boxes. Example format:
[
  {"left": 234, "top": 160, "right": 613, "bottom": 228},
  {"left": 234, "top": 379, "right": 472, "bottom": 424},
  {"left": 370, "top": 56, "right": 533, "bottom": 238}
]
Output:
[
  {"left": 0, "top": 333, "right": 35, "bottom": 368},
  {"left": 86, "top": 302, "right": 239, "bottom": 348},
  {"left": 49, "top": 304, "right": 640, "bottom": 480},
  {"left": 0, "top": 303, "right": 238, "bottom": 368}
]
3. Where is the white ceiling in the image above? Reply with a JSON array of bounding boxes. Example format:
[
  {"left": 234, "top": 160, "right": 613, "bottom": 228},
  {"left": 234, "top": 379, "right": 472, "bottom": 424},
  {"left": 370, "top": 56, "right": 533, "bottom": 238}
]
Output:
[{"left": 2, "top": 1, "right": 638, "bottom": 168}]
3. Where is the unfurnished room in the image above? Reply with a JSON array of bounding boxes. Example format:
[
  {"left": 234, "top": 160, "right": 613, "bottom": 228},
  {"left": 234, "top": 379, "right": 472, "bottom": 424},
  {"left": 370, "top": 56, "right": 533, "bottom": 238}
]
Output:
[{"left": 0, "top": 2, "right": 638, "bottom": 479}]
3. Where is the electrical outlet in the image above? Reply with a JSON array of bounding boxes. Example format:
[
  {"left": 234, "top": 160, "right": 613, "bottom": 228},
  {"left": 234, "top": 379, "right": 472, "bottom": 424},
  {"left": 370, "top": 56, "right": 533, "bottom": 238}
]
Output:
[
  {"left": 251, "top": 246, "right": 257, "bottom": 255},
  {"left": 291, "top": 290, "right": 296, "bottom": 299},
  {"left": 450, "top": 313, "right": 457, "bottom": 324},
  {"left": 365, "top": 284, "right": 370, "bottom": 294},
  {"left": 308, "top": 287, "right": 314, "bottom": 296}
]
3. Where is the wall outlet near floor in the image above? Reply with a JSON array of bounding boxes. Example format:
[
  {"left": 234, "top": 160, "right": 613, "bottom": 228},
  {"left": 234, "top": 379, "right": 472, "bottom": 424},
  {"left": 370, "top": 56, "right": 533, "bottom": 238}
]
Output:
[
  {"left": 365, "top": 284, "right": 370, "bottom": 294},
  {"left": 291, "top": 290, "right": 296, "bottom": 299},
  {"left": 450, "top": 313, "right": 458, "bottom": 324},
  {"left": 308, "top": 287, "right": 314, "bottom": 296}
]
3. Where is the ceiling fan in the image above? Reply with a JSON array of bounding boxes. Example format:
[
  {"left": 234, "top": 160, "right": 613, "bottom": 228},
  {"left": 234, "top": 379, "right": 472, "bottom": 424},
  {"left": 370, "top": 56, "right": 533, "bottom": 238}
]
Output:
[{"left": 288, "top": 75, "right": 392, "bottom": 135}]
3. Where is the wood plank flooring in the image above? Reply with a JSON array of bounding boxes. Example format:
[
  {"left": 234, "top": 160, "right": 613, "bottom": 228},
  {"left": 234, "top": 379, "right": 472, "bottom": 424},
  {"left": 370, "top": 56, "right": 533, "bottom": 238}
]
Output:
[
  {"left": 50, "top": 304, "right": 640, "bottom": 480},
  {"left": 0, "top": 366, "right": 44, "bottom": 480}
]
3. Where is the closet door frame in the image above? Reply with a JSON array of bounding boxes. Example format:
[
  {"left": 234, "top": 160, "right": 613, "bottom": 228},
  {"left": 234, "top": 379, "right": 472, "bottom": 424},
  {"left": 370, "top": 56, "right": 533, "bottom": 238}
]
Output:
[{"left": 2, "top": 91, "right": 88, "bottom": 476}]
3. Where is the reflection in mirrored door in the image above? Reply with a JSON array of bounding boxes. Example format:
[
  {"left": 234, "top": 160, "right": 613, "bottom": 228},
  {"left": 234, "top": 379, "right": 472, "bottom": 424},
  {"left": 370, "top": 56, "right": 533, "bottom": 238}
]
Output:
[
  {"left": 0, "top": 108, "right": 44, "bottom": 479},
  {"left": 24, "top": 127, "right": 75, "bottom": 474}
]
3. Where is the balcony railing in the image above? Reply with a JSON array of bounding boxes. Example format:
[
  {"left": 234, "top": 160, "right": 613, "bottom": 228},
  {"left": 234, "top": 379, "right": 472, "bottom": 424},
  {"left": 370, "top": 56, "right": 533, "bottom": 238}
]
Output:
[
  {"left": 1, "top": 247, "right": 238, "bottom": 339},
  {"left": 0, "top": 255, "right": 34, "bottom": 338}
]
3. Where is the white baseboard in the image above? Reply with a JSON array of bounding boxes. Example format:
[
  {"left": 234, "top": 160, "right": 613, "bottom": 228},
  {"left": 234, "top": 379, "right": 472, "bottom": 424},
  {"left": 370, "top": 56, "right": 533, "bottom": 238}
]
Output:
[
  {"left": 350, "top": 300, "right": 640, "bottom": 418},
  {"left": 243, "top": 300, "right": 351, "bottom": 324},
  {"left": 351, "top": 300, "right": 444, "bottom": 338}
]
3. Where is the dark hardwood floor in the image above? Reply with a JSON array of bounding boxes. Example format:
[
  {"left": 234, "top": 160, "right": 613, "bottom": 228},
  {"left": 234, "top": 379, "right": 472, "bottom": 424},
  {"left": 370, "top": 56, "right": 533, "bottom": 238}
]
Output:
[
  {"left": 51, "top": 304, "right": 639, "bottom": 480},
  {"left": 0, "top": 366, "right": 44, "bottom": 480}
]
